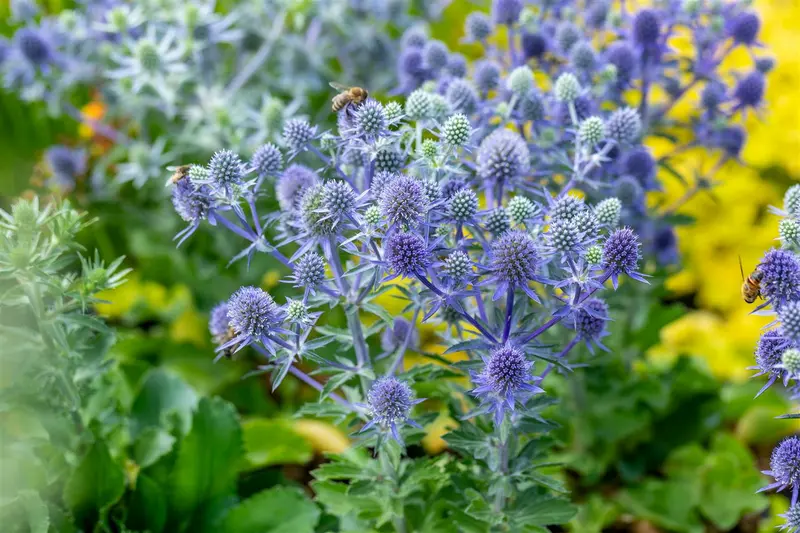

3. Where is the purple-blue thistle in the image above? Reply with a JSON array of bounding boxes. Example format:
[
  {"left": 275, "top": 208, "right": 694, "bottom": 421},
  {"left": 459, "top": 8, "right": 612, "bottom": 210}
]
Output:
[
  {"left": 277, "top": 164, "right": 318, "bottom": 212},
  {"left": 470, "top": 345, "right": 543, "bottom": 425},
  {"left": 209, "top": 302, "right": 231, "bottom": 338},
  {"left": 602, "top": 227, "right": 646, "bottom": 287},
  {"left": 762, "top": 437, "right": 800, "bottom": 504},
  {"left": 380, "top": 175, "right": 428, "bottom": 228},
  {"left": 727, "top": 11, "right": 760, "bottom": 46},
  {"left": 476, "top": 128, "right": 530, "bottom": 186},
  {"left": 758, "top": 249, "right": 800, "bottom": 308},
  {"left": 362, "top": 377, "right": 423, "bottom": 443},
  {"left": 492, "top": 0, "right": 523, "bottom": 26},
  {"left": 293, "top": 252, "right": 326, "bottom": 289},
  {"left": 733, "top": 71, "right": 765, "bottom": 110},
  {"left": 571, "top": 298, "right": 610, "bottom": 352},
  {"left": 224, "top": 286, "right": 280, "bottom": 353},
  {"left": 251, "top": 143, "right": 283, "bottom": 178},
  {"left": 385, "top": 232, "right": 431, "bottom": 278}
]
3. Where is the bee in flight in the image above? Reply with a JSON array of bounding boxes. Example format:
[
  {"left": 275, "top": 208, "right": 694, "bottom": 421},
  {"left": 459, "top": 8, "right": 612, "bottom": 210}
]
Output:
[
  {"left": 166, "top": 164, "right": 192, "bottom": 186},
  {"left": 740, "top": 256, "right": 764, "bottom": 304},
  {"left": 330, "top": 82, "right": 369, "bottom": 112}
]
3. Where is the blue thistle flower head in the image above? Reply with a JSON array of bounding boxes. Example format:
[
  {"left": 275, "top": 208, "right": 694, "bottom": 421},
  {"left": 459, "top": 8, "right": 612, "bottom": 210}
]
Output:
[
  {"left": 716, "top": 126, "right": 746, "bottom": 158},
  {"left": 209, "top": 301, "right": 230, "bottom": 338},
  {"left": 602, "top": 227, "right": 646, "bottom": 287},
  {"left": 491, "top": 230, "right": 540, "bottom": 296},
  {"left": 520, "top": 90, "right": 546, "bottom": 122},
  {"left": 779, "top": 504, "right": 800, "bottom": 532},
  {"left": 363, "top": 377, "right": 422, "bottom": 443},
  {"left": 444, "top": 250, "right": 472, "bottom": 282},
  {"left": 779, "top": 301, "right": 800, "bottom": 343},
  {"left": 299, "top": 184, "right": 338, "bottom": 237},
  {"left": 465, "top": 12, "right": 492, "bottom": 42},
  {"left": 172, "top": 174, "right": 213, "bottom": 225},
  {"left": 45, "top": 145, "right": 86, "bottom": 187},
  {"left": 14, "top": 26, "right": 55, "bottom": 67},
  {"left": 606, "top": 107, "right": 641, "bottom": 143},
  {"left": 547, "top": 219, "right": 581, "bottom": 257},
  {"left": 571, "top": 298, "right": 610, "bottom": 352},
  {"left": 208, "top": 149, "right": 243, "bottom": 190},
  {"left": 492, "top": 0, "right": 523, "bottom": 26},
  {"left": 727, "top": 11, "right": 760, "bottom": 46},
  {"left": 353, "top": 98, "right": 387, "bottom": 139},
  {"left": 422, "top": 39, "right": 449, "bottom": 73},
  {"left": 293, "top": 252, "right": 326, "bottom": 289},
  {"left": 556, "top": 21, "right": 582, "bottom": 54},
  {"left": 622, "top": 146, "right": 657, "bottom": 189},
  {"left": 380, "top": 175, "right": 428, "bottom": 228},
  {"left": 485, "top": 207, "right": 510, "bottom": 236},
  {"left": 477, "top": 128, "right": 530, "bottom": 186},
  {"left": 448, "top": 187, "right": 479, "bottom": 223},
  {"left": 605, "top": 41, "right": 636, "bottom": 85},
  {"left": 733, "top": 71, "right": 765, "bottom": 110},
  {"left": 374, "top": 147, "right": 405, "bottom": 173},
  {"left": 471, "top": 345, "right": 543, "bottom": 425},
  {"left": 371, "top": 170, "right": 399, "bottom": 199},
  {"left": 397, "top": 47, "right": 426, "bottom": 91},
  {"left": 385, "top": 232, "right": 431, "bottom": 278},
  {"left": 226, "top": 286, "right": 279, "bottom": 346},
  {"left": 759, "top": 249, "right": 800, "bottom": 308},
  {"left": 447, "top": 53, "right": 468, "bottom": 77},
  {"left": 446, "top": 78, "right": 478, "bottom": 114},
  {"left": 473, "top": 60, "right": 501, "bottom": 93},
  {"left": 632, "top": 9, "right": 661, "bottom": 48},
  {"left": 283, "top": 118, "right": 316, "bottom": 151},
  {"left": 550, "top": 194, "right": 586, "bottom": 222},
  {"left": 521, "top": 31, "right": 548, "bottom": 59},
  {"left": 322, "top": 179, "right": 357, "bottom": 220},
  {"left": 401, "top": 26, "right": 427, "bottom": 49},
  {"left": 755, "top": 330, "right": 790, "bottom": 377},
  {"left": 764, "top": 437, "right": 800, "bottom": 495},
  {"left": 381, "top": 318, "right": 419, "bottom": 352},
  {"left": 251, "top": 143, "right": 283, "bottom": 178},
  {"left": 277, "top": 164, "right": 317, "bottom": 212},
  {"left": 571, "top": 41, "right": 597, "bottom": 71},
  {"left": 785, "top": 185, "right": 800, "bottom": 217},
  {"left": 587, "top": 1, "right": 609, "bottom": 28}
]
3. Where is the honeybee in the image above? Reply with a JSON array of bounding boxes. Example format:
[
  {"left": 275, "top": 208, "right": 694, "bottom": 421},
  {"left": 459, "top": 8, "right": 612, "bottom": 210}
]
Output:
[
  {"left": 166, "top": 164, "right": 192, "bottom": 186},
  {"left": 214, "top": 326, "right": 240, "bottom": 360},
  {"left": 330, "top": 82, "right": 369, "bottom": 112},
  {"left": 740, "top": 256, "right": 764, "bottom": 304}
]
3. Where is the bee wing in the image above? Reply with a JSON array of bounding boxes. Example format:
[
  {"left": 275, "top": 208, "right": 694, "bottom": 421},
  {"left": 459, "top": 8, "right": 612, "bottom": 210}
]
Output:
[
  {"left": 329, "top": 82, "right": 352, "bottom": 91},
  {"left": 738, "top": 255, "right": 745, "bottom": 282}
]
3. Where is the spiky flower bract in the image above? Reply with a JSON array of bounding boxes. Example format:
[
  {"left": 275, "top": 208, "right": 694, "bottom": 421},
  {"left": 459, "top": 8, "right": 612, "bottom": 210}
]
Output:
[
  {"left": 363, "top": 377, "right": 422, "bottom": 442},
  {"left": 209, "top": 302, "right": 230, "bottom": 338},
  {"left": 251, "top": 143, "right": 283, "bottom": 179},
  {"left": 448, "top": 188, "right": 479, "bottom": 223},
  {"left": 571, "top": 299, "right": 610, "bottom": 351},
  {"left": 380, "top": 175, "right": 428, "bottom": 228},
  {"left": 293, "top": 252, "right": 326, "bottom": 289},
  {"left": 227, "top": 286, "right": 279, "bottom": 344},
  {"left": 491, "top": 230, "right": 539, "bottom": 289},
  {"left": 385, "top": 232, "right": 431, "bottom": 278},
  {"left": 780, "top": 302, "right": 800, "bottom": 344},
  {"left": 208, "top": 149, "right": 243, "bottom": 190},
  {"left": 476, "top": 129, "right": 530, "bottom": 186},
  {"left": 759, "top": 250, "right": 800, "bottom": 308},
  {"left": 763, "top": 437, "right": 800, "bottom": 499},
  {"left": 471, "top": 345, "right": 542, "bottom": 425},
  {"left": 606, "top": 107, "right": 641, "bottom": 143},
  {"left": 442, "top": 113, "right": 471, "bottom": 146},
  {"left": 602, "top": 228, "right": 645, "bottom": 287},
  {"left": 301, "top": 184, "right": 338, "bottom": 237}
]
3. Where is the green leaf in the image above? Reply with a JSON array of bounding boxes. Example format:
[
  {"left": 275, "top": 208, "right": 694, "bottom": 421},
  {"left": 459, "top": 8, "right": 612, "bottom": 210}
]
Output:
[
  {"left": 127, "top": 474, "right": 167, "bottom": 533},
  {"left": 242, "top": 418, "right": 313, "bottom": 470},
  {"left": 63, "top": 440, "right": 126, "bottom": 527},
  {"left": 616, "top": 479, "right": 704, "bottom": 533},
  {"left": 219, "top": 487, "right": 320, "bottom": 533},
  {"left": 133, "top": 427, "right": 176, "bottom": 469},
  {"left": 168, "top": 397, "right": 243, "bottom": 524},
  {"left": 130, "top": 369, "right": 198, "bottom": 439},
  {"left": 510, "top": 490, "right": 577, "bottom": 527}
]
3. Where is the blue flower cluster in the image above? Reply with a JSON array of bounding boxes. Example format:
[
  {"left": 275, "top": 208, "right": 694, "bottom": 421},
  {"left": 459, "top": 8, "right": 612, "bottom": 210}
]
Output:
[
  {"left": 751, "top": 185, "right": 800, "bottom": 528},
  {"left": 0, "top": 0, "right": 433, "bottom": 191},
  {"left": 395, "top": 0, "right": 769, "bottom": 264},
  {"left": 158, "top": 0, "right": 772, "bottom": 519}
]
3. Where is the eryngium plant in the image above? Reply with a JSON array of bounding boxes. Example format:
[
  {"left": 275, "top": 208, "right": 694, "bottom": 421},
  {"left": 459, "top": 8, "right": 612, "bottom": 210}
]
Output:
[
  {"left": 0, "top": 0, "right": 439, "bottom": 192},
  {"left": 749, "top": 185, "right": 800, "bottom": 530},
  {"left": 162, "top": 0, "right": 771, "bottom": 529},
  {"left": 0, "top": 198, "right": 129, "bottom": 530}
]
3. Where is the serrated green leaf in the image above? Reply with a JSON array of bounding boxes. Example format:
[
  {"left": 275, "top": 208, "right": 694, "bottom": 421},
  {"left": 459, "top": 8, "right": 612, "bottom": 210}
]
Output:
[{"left": 219, "top": 487, "right": 320, "bottom": 533}]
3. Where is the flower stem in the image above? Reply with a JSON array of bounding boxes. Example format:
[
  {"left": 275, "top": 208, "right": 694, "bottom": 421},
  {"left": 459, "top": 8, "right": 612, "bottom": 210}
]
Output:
[
  {"left": 539, "top": 335, "right": 579, "bottom": 381},
  {"left": 502, "top": 287, "right": 514, "bottom": 343},
  {"left": 387, "top": 308, "right": 420, "bottom": 376},
  {"left": 226, "top": 10, "right": 287, "bottom": 96}
]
